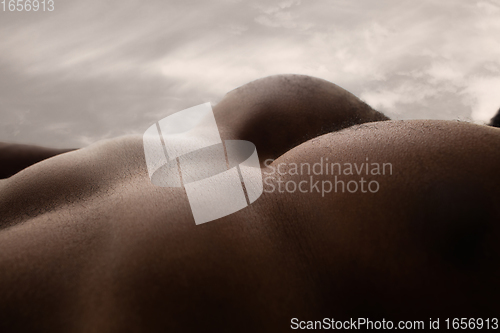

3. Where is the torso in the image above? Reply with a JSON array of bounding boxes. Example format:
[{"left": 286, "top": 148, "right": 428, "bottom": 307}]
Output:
[
  {"left": 1, "top": 74, "right": 499, "bottom": 332},
  {"left": 1, "top": 120, "right": 499, "bottom": 332}
]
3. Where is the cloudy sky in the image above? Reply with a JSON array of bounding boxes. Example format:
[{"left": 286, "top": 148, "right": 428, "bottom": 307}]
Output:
[{"left": 1, "top": 0, "right": 499, "bottom": 148}]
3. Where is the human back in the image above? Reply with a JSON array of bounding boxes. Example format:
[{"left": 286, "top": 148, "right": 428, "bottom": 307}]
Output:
[{"left": 0, "top": 75, "right": 499, "bottom": 332}]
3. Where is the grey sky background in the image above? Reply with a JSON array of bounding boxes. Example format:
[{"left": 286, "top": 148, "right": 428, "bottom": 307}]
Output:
[{"left": 1, "top": 0, "right": 499, "bottom": 148}]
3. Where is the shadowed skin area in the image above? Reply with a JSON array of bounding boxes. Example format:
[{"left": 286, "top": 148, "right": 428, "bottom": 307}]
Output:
[
  {"left": 0, "top": 143, "right": 75, "bottom": 179},
  {"left": 215, "top": 75, "right": 389, "bottom": 166},
  {"left": 0, "top": 75, "right": 499, "bottom": 332},
  {"left": 490, "top": 108, "right": 500, "bottom": 127}
]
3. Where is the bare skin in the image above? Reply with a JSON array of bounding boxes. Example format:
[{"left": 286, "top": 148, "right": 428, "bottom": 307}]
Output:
[
  {"left": 0, "top": 143, "right": 75, "bottom": 179},
  {"left": 0, "top": 75, "right": 499, "bottom": 332}
]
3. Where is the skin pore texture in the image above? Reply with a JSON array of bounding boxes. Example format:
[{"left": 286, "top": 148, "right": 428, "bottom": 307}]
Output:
[{"left": 0, "top": 75, "right": 499, "bottom": 332}]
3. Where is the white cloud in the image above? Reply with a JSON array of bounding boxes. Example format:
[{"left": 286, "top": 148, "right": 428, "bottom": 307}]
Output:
[
  {"left": 220, "top": 23, "right": 249, "bottom": 35},
  {"left": 476, "top": 1, "right": 500, "bottom": 15},
  {"left": 253, "top": 0, "right": 311, "bottom": 30},
  {"left": 255, "top": 0, "right": 302, "bottom": 15},
  {"left": 361, "top": 90, "right": 401, "bottom": 111},
  {"left": 463, "top": 76, "right": 500, "bottom": 123},
  {"left": 426, "top": 62, "right": 464, "bottom": 83}
]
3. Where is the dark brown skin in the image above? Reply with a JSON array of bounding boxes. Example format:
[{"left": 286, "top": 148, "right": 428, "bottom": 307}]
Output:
[
  {"left": 215, "top": 75, "right": 389, "bottom": 166},
  {"left": 490, "top": 108, "right": 500, "bottom": 127},
  {"left": 0, "top": 75, "right": 498, "bottom": 332}
]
